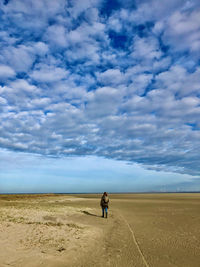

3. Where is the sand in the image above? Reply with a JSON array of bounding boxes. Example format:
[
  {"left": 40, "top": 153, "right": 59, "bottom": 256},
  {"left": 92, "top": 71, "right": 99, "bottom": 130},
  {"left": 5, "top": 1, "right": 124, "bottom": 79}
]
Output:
[{"left": 0, "top": 193, "right": 200, "bottom": 267}]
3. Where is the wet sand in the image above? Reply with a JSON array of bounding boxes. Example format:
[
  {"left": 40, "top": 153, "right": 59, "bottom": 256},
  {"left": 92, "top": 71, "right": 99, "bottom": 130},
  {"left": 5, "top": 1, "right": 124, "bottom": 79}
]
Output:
[{"left": 0, "top": 193, "right": 200, "bottom": 266}]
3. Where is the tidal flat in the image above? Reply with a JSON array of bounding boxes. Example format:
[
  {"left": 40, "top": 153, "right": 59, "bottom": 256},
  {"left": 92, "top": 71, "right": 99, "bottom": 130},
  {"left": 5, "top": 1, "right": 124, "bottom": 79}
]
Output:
[{"left": 0, "top": 193, "right": 199, "bottom": 267}]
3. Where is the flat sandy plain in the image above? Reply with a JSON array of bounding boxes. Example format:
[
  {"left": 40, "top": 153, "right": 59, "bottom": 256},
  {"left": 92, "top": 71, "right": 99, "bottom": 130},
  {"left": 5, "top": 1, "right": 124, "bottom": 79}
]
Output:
[{"left": 0, "top": 193, "right": 200, "bottom": 267}]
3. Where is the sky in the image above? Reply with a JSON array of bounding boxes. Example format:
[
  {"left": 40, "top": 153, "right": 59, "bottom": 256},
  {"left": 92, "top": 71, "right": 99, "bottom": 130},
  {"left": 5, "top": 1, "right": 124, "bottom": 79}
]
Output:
[{"left": 0, "top": 0, "right": 200, "bottom": 193}]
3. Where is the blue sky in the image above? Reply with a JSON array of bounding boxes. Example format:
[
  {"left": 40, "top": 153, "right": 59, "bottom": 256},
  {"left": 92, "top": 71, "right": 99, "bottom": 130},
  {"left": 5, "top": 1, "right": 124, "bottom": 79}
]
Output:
[{"left": 0, "top": 0, "right": 200, "bottom": 193}]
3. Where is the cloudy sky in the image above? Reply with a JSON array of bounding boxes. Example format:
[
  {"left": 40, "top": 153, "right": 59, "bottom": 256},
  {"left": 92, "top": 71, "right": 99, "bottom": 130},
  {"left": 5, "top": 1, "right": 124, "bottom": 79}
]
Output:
[{"left": 0, "top": 0, "right": 200, "bottom": 193}]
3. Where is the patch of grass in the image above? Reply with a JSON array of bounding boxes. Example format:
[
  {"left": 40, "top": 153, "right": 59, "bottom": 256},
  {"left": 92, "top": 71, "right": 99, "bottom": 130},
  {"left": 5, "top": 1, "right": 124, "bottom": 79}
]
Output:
[
  {"left": 26, "top": 221, "right": 63, "bottom": 226},
  {"left": 66, "top": 223, "right": 83, "bottom": 229},
  {"left": 1, "top": 215, "right": 26, "bottom": 223}
]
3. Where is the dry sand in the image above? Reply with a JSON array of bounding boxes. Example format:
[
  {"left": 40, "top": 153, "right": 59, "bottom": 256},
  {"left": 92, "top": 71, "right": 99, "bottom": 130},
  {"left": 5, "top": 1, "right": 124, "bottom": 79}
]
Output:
[{"left": 0, "top": 193, "right": 200, "bottom": 267}]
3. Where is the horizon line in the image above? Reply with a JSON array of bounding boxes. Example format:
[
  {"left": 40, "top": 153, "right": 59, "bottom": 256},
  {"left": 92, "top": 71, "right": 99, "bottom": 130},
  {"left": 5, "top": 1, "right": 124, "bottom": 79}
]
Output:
[{"left": 1, "top": 191, "right": 200, "bottom": 195}]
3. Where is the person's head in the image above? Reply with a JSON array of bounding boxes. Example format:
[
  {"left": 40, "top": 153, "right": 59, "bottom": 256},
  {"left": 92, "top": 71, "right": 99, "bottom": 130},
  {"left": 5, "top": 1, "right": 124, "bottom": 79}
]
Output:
[{"left": 103, "top": 192, "right": 107, "bottom": 196}]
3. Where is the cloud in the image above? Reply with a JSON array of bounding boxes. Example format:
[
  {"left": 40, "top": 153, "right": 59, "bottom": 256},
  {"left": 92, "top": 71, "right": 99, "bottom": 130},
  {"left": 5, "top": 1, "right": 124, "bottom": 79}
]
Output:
[
  {"left": 0, "top": 65, "right": 16, "bottom": 79},
  {"left": 155, "top": 66, "right": 200, "bottom": 97},
  {"left": 68, "top": 0, "right": 101, "bottom": 19},
  {"left": 131, "top": 36, "right": 162, "bottom": 61},
  {"left": 86, "top": 86, "right": 123, "bottom": 118},
  {"left": 10, "top": 79, "right": 38, "bottom": 93},
  {"left": 96, "top": 69, "right": 125, "bottom": 85},
  {"left": 2, "top": 45, "right": 36, "bottom": 73},
  {"left": 0, "top": 96, "right": 7, "bottom": 105},
  {"left": 44, "top": 25, "right": 68, "bottom": 48},
  {"left": 30, "top": 65, "right": 69, "bottom": 83},
  {"left": 163, "top": 9, "right": 200, "bottom": 53},
  {"left": 0, "top": 0, "right": 200, "bottom": 178}
]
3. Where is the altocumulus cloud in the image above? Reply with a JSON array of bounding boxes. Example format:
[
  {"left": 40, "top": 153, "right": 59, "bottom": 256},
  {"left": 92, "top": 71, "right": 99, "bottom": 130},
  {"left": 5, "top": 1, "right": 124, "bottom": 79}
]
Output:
[{"left": 0, "top": 0, "right": 200, "bottom": 176}]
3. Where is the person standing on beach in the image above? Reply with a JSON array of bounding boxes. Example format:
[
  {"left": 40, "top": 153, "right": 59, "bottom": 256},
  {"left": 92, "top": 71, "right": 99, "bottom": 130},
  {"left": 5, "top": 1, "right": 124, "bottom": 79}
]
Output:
[{"left": 100, "top": 192, "right": 109, "bottom": 218}]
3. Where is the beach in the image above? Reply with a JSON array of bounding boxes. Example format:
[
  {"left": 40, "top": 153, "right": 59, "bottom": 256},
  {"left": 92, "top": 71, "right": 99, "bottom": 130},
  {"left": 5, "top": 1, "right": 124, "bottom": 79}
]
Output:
[{"left": 0, "top": 193, "right": 200, "bottom": 267}]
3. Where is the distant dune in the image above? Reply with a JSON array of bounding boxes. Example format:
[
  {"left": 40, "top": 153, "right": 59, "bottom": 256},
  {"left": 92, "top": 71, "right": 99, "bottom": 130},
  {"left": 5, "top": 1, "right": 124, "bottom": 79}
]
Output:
[{"left": 0, "top": 193, "right": 200, "bottom": 267}]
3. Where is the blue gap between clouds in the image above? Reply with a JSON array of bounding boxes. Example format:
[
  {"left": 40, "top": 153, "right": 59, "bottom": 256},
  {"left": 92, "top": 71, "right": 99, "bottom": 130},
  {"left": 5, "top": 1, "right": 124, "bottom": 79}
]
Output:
[
  {"left": 134, "top": 22, "right": 154, "bottom": 38},
  {"left": 100, "top": 0, "right": 121, "bottom": 17},
  {"left": 186, "top": 123, "right": 199, "bottom": 131},
  {"left": 108, "top": 30, "right": 128, "bottom": 50}
]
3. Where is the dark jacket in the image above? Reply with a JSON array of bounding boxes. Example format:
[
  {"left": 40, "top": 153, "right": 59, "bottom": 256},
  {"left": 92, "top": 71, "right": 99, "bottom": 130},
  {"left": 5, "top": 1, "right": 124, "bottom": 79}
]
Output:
[{"left": 100, "top": 195, "right": 109, "bottom": 208}]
